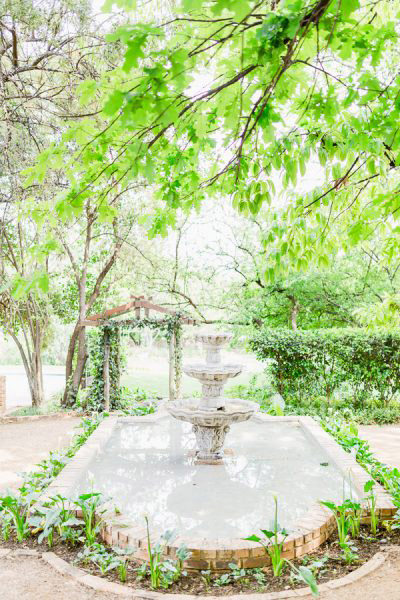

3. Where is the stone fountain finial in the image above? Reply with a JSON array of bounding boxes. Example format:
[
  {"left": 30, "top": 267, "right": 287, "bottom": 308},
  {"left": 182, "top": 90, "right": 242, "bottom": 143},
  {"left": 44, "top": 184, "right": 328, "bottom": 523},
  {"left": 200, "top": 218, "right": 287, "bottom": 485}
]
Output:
[{"left": 167, "top": 332, "right": 256, "bottom": 463}]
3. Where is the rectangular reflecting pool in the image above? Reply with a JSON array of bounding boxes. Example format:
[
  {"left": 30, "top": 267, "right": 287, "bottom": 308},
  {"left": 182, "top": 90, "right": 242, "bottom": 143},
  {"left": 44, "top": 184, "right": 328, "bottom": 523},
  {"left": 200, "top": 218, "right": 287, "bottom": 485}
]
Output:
[{"left": 74, "top": 416, "right": 356, "bottom": 538}]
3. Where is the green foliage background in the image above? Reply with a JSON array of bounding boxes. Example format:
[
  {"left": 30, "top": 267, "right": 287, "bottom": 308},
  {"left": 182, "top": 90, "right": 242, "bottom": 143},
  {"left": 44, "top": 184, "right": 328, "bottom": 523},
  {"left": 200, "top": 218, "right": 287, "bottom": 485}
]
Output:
[{"left": 250, "top": 328, "right": 400, "bottom": 405}]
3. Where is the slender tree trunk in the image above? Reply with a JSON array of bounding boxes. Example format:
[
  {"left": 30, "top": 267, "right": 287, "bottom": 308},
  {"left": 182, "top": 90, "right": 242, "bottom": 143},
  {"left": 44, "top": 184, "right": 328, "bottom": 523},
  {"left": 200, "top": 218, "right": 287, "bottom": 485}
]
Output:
[
  {"left": 61, "top": 211, "right": 123, "bottom": 407},
  {"left": 63, "top": 324, "right": 78, "bottom": 406},
  {"left": 31, "top": 351, "right": 44, "bottom": 407},
  {"left": 63, "top": 325, "right": 88, "bottom": 407},
  {"left": 288, "top": 296, "right": 300, "bottom": 331},
  {"left": 8, "top": 329, "right": 45, "bottom": 407}
]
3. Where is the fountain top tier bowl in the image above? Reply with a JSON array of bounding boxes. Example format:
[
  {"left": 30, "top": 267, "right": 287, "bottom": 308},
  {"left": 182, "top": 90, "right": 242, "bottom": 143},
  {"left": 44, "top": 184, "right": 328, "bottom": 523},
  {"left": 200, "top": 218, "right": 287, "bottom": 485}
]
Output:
[
  {"left": 194, "top": 332, "right": 232, "bottom": 365},
  {"left": 182, "top": 333, "right": 243, "bottom": 408},
  {"left": 195, "top": 332, "right": 232, "bottom": 345}
]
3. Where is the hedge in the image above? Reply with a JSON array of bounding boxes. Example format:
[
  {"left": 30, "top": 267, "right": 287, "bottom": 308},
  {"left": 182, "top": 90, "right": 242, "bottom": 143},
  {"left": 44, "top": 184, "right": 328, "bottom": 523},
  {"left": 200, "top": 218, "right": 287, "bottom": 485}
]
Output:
[{"left": 249, "top": 328, "right": 400, "bottom": 404}]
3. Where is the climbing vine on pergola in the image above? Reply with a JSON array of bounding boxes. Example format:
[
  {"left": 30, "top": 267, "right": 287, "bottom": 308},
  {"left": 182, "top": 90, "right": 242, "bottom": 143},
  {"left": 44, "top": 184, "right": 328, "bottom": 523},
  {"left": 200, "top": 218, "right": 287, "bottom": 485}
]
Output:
[{"left": 82, "top": 297, "right": 196, "bottom": 410}]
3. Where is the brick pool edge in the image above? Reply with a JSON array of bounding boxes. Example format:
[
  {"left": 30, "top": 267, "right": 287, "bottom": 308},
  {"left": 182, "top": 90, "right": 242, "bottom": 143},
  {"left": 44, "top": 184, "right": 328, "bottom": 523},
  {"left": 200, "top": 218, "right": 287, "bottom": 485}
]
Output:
[{"left": 42, "top": 410, "right": 396, "bottom": 571}]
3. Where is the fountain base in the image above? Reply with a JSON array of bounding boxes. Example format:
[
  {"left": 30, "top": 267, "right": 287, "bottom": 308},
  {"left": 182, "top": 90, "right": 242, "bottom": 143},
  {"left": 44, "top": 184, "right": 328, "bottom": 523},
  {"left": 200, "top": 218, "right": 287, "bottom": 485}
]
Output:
[{"left": 187, "top": 447, "right": 234, "bottom": 464}]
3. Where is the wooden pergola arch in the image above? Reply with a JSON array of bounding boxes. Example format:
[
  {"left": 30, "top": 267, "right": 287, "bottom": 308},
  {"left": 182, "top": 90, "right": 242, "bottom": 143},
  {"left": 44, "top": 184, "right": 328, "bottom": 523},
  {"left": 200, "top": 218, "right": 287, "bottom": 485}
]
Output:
[{"left": 82, "top": 296, "right": 196, "bottom": 409}]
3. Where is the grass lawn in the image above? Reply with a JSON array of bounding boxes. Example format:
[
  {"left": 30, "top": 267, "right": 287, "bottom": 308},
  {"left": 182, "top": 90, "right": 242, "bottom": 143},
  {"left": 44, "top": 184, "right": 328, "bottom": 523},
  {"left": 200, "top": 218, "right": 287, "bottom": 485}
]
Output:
[
  {"left": 121, "top": 347, "right": 264, "bottom": 398},
  {"left": 121, "top": 370, "right": 257, "bottom": 397}
]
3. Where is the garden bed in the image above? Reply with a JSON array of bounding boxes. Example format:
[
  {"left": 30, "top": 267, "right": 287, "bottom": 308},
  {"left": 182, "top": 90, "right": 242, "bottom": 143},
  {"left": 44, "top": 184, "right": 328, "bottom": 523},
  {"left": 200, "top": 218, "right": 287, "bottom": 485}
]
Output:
[{"left": 0, "top": 526, "right": 397, "bottom": 595}]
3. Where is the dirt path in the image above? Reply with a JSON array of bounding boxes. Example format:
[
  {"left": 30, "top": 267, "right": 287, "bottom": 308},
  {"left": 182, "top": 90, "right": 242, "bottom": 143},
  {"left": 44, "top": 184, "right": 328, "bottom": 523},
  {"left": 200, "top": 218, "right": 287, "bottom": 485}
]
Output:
[
  {"left": 359, "top": 424, "right": 400, "bottom": 470},
  {"left": 0, "top": 551, "right": 113, "bottom": 600},
  {"left": 316, "top": 546, "right": 400, "bottom": 599},
  {"left": 0, "top": 415, "right": 81, "bottom": 491}
]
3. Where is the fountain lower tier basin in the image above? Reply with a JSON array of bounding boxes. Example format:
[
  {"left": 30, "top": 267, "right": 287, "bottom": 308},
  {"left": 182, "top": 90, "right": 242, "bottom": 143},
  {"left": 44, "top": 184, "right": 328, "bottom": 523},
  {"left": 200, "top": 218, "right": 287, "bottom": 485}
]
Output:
[
  {"left": 166, "top": 399, "right": 256, "bottom": 462},
  {"left": 44, "top": 413, "right": 396, "bottom": 571},
  {"left": 166, "top": 398, "right": 255, "bottom": 426}
]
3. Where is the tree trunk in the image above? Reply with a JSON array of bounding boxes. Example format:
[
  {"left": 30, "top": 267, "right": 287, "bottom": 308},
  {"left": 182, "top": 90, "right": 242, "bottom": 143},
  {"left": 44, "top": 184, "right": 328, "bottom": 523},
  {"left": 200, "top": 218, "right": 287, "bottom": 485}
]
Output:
[
  {"left": 31, "top": 350, "right": 44, "bottom": 407},
  {"left": 63, "top": 325, "right": 78, "bottom": 406},
  {"left": 8, "top": 330, "right": 45, "bottom": 407},
  {"left": 61, "top": 211, "right": 123, "bottom": 408},
  {"left": 63, "top": 324, "right": 87, "bottom": 407},
  {"left": 64, "top": 329, "right": 88, "bottom": 407},
  {"left": 288, "top": 296, "right": 300, "bottom": 331}
]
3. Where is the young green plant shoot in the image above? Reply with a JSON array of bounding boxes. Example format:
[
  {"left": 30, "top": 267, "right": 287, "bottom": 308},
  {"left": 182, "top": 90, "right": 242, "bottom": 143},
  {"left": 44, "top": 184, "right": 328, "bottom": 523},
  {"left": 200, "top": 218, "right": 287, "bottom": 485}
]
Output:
[
  {"left": 244, "top": 495, "right": 288, "bottom": 576},
  {"left": 320, "top": 500, "right": 350, "bottom": 545},
  {"left": 364, "top": 480, "right": 379, "bottom": 536},
  {"left": 288, "top": 562, "right": 319, "bottom": 598},
  {"left": 144, "top": 516, "right": 191, "bottom": 589}
]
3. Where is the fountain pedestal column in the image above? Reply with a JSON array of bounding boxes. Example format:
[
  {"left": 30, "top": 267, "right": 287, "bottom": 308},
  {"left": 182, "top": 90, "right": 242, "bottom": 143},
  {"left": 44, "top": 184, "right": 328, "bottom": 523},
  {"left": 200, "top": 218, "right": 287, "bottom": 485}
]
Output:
[
  {"left": 167, "top": 333, "right": 256, "bottom": 463},
  {"left": 193, "top": 423, "right": 230, "bottom": 461}
]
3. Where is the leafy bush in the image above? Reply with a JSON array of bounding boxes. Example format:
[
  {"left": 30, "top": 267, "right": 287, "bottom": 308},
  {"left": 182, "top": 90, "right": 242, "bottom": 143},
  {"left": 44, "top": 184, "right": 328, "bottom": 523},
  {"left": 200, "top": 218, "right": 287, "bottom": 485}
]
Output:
[
  {"left": 250, "top": 328, "right": 400, "bottom": 405},
  {"left": 230, "top": 374, "right": 400, "bottom": 424},
  {"left": 117, "top": 387, "right": 159, "bottom": 415}
]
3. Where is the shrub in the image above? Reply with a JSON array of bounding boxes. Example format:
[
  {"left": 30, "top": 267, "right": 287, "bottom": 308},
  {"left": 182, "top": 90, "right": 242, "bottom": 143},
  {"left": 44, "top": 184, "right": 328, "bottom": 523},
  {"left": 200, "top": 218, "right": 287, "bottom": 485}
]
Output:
[{"left": 250, "top": 328, "right": 400, "bottom": 405}]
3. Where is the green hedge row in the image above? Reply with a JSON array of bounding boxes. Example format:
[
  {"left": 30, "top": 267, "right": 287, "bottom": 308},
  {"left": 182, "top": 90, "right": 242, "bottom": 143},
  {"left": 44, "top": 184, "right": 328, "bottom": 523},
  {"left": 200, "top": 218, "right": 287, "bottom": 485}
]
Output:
[{"left": 249, "top": 328, "right": 400, "bottom": 404}]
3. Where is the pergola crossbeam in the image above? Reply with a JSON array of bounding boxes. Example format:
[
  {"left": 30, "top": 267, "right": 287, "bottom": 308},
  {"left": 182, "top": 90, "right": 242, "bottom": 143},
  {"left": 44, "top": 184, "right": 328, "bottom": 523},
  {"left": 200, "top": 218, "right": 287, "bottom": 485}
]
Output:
[{"left": 84, "top": 296, "right": 196, "bottom": 326}]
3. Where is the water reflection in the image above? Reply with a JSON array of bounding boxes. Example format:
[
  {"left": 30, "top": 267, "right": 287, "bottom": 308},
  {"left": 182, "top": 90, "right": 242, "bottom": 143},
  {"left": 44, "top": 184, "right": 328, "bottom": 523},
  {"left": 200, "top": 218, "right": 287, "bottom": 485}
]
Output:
[{"left": 75, "top": 417, "right": 356, "bottom": 537}]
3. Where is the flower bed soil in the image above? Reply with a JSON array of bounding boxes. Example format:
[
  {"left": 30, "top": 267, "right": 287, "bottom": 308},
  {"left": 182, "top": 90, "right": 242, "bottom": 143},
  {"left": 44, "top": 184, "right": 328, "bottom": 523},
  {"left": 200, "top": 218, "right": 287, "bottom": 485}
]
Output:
[{"left": 1, "top": 526, "right": 399, "bottom": 595}]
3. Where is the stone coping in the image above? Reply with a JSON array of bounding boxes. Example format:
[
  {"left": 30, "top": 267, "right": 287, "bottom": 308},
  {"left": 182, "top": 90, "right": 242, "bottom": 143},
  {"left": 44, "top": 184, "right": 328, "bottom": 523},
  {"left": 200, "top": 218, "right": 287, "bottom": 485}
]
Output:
[
  {"left": 0, "top": 547, "right": 389, "bottom": 599},
  {"left": 42, "top": 411, "right": 396, "bottom": 572}
]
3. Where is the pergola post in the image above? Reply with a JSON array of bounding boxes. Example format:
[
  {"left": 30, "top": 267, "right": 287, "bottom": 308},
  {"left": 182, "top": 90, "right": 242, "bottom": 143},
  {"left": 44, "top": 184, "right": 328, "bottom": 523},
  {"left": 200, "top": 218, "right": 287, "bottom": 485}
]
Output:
[
  {"left": 168, "top": 331, "right": 176, "bottom": 402},
  {"left": 103, "top": 328, "right": 111, "bottom": 411},
  {"left": 115, "top": 328, "right": 121, "bottom": 392},
  {"left": 174, "top": 326, "right": 182, "bottom": 400}
]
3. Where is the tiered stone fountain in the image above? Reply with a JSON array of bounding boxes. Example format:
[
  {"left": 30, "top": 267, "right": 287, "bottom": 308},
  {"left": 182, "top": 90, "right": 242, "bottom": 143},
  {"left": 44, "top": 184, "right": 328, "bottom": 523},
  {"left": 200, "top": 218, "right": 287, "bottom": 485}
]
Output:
[{"left": 167, "top": 333, "right": 256, "bottom": 463}]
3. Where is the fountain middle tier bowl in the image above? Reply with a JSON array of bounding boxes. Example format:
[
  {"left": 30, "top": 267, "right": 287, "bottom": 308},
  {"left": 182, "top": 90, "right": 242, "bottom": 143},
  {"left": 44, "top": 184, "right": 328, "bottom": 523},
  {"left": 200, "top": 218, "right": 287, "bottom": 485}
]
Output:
[
  {"left": 183, "top": 363, "right": 242, "bottom": 381},
  {"left": 166, "top": 398, "right": 256, "bottom": 427}
]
